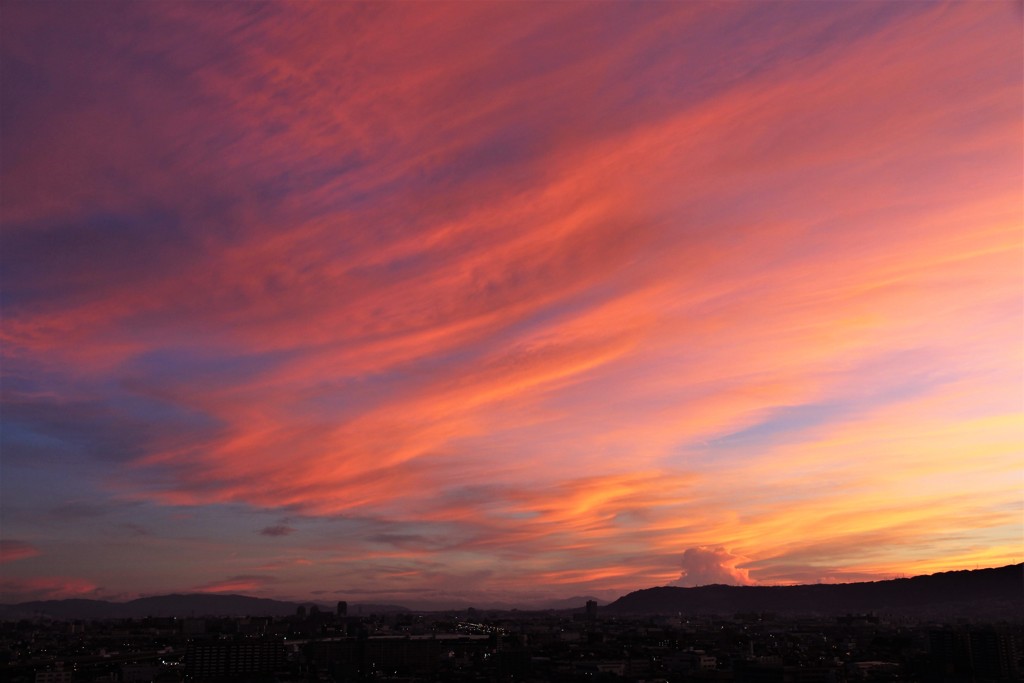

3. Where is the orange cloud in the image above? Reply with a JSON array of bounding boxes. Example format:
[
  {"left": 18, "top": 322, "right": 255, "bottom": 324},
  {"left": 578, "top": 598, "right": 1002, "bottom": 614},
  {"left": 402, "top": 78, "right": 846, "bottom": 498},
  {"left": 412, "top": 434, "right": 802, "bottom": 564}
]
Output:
[{"left": 1, "top": 0, "right": 1019, "bottom": 601}]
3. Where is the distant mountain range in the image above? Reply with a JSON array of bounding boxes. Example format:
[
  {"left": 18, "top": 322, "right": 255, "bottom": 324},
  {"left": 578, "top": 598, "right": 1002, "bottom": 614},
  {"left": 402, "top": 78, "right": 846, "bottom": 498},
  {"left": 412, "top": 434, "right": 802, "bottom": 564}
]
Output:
[
  {"left": 0, "top": 592, "right": 606, "bottom": 620},
  {"left": 0, "top": 594, "right": 409, "bottom": 620},
  {"left": 2, "top": 565, "right": 1019, "bottom": 620},
  {"left": 604, "top": 564, "right": 1023, "bottom": 618}
]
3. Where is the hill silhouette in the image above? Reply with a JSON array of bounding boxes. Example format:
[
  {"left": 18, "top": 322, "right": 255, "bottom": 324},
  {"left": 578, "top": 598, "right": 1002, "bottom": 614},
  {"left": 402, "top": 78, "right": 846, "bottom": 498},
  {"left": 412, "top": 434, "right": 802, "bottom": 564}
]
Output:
[
  {"left": 605, "top": 564, "right": 1022, "bottom": 618},
  {"left": 2, "top": 566, "right": 1019, "bottom": 620}
]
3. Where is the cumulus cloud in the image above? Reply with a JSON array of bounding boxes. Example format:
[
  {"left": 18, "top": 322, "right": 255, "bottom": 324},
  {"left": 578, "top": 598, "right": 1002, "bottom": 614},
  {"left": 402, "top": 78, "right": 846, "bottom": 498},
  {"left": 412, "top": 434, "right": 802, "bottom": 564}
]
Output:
[
  {"left": 677, "top": 546, "right": 754, "bottom": 587},
  {"left": 260, "top": 525, "right": 295, "bottom": 537}
]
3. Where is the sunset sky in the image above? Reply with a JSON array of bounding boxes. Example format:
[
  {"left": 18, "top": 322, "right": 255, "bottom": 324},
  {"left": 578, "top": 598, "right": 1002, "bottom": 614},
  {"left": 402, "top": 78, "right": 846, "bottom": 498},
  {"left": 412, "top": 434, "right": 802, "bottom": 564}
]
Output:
[{"left": 1, "top": 1, "right": 1021, "bottom": 608}]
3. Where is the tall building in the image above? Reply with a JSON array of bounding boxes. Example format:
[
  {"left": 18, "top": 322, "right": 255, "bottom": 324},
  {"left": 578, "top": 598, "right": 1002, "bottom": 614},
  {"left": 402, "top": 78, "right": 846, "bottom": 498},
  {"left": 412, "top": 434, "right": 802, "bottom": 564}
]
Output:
[
  {"left": 337, "top": 600, "right": 348, "bottom": 617},
  {"left": 930, "top": 628, "right": 1019, "bottom": 680}
]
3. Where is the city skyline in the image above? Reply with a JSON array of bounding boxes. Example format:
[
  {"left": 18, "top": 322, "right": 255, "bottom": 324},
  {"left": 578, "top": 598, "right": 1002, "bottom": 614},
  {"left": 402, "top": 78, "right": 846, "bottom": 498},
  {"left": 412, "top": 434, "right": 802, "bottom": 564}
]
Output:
[{"left": 1, "top": 1, "right": 1021, "bottom": 607}]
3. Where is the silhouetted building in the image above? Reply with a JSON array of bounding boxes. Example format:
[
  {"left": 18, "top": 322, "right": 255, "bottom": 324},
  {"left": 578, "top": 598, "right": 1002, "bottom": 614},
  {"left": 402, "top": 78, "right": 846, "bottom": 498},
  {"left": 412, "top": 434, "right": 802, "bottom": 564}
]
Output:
[
  {"left": 307, "top": 635, "right": 489, "bottom": 679},
  {"left": 121, "top": 664, "right": 157, "bottom": 683},
  {"left": 185, "top": 639, "right": 285, "bottom": 681},
  {"left": 182, "top": 618, "right": 206, "bottom": 635},
  {"left": 969, "top": 629, "right": 1019, "bottom": 679},
  {"left": 35, "top": 669, "right": 73, "bottom": 683},
  {"left": 337, "top": 600, "right": 347, "bottom": 617},
  {"left": 931, "top": 628, "right": 1019, "bottom": 680}
]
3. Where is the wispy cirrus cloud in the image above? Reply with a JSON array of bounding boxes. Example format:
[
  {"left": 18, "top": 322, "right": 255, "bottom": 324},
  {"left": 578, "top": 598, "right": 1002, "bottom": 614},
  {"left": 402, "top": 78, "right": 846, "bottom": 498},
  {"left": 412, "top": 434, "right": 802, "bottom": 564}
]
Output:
[
  {"left": 192, "top": 575, "right": 279, "bottom": 594},
  {"left": 0, "top": 540, "right": 41, "bottom": 564},
  {"left": 0, "top": 576, "right": 98, "bottom": 602},
  {"left": 0, "top": 1, "right": 1019, "bottom": 602}
]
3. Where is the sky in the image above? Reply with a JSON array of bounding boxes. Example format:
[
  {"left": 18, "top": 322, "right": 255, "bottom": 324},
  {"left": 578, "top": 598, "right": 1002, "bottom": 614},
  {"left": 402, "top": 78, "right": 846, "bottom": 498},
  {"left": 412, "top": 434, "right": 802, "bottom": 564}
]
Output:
[{"left": 0, "top": 1, "right": 1021, "bottom": 608}]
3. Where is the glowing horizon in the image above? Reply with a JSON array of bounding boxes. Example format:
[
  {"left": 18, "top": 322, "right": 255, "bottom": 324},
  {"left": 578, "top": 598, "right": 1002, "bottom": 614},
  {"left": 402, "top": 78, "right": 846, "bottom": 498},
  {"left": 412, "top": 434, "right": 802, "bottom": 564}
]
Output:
[{"left": 1, "top": 1, "right": 1021, "bottom": 607}]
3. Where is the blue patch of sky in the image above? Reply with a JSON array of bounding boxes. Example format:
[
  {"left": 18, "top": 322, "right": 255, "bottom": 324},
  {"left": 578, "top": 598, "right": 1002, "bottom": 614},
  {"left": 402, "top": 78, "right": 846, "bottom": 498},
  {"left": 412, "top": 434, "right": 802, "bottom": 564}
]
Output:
[
  {"left": 2, "top": 400, "right": 148, "bottom": 466},
  {"left": 0, "top": 422, "right": 83, "bottom": 467},
  {"left": 705, "top": 402, "right": 848, "bottom": 450},
  {"left": 0, "top": 209, "right": 191, "bottom": 310},
  {"left": 2, "top": 368, "right": 227, "bottom": 505},
  {"left": 690, "top": 352, "right": 958, "bottom": 459},
  {"left": 120, "top": 346, "right": 297, "bottom": 397},
  {"left": 0, "top": 456, "right": 112, "bottom": 529}
]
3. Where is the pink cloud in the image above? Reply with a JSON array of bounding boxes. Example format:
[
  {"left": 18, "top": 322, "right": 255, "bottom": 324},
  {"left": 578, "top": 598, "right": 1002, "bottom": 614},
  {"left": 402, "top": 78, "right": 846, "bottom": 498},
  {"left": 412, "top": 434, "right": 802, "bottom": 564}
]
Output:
[
  {"left": 0, "top": 577, "right": 99, "bottom": 602},
  {"left": 0, "top": 540, "right": 41, "bottom": 563},
  {"left": 677, "top": 547, "right": 754, "bottom": 587},
  {"left": 1, "top": 0, "right": 1019, "bottom": 599},
  {"left": 192, "top": 575, "right": 279, "bottom": 594}
]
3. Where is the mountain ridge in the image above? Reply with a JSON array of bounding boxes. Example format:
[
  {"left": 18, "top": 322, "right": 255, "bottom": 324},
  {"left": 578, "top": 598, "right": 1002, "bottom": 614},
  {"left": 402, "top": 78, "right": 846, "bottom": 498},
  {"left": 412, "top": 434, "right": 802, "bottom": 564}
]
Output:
[
  {"left": 2, "top": 565, "right": 1019, "bottom": 620},
  {"left": 0, "top": 593, "right": 409, "bottom": 620},
  {"left": 605, "top": 563, "right": 1023, "bottom": 618}
]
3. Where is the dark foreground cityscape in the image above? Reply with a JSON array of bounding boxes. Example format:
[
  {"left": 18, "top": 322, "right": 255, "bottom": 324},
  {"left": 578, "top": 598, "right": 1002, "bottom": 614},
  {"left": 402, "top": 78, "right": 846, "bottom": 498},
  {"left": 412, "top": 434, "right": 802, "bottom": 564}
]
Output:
[{"left": 2, "top": 566, "right": 1021, "bottom": 683}]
